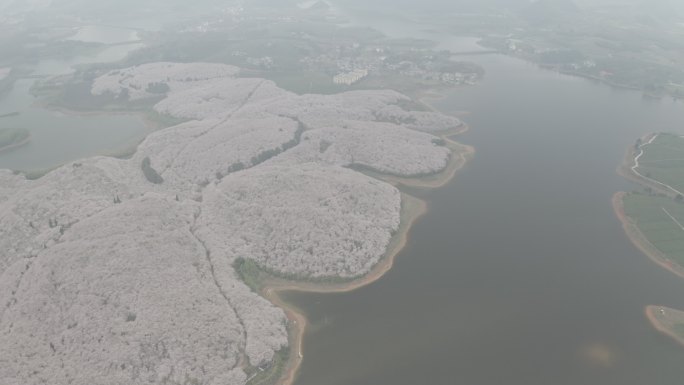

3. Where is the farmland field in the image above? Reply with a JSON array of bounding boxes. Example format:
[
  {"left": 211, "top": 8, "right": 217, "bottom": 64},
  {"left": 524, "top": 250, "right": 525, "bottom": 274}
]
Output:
[
  {"left": 635, "top": 133, "right": 684, "bottom": 194},
  {"left": 623, "top": 193, "right": 684, "bottom": 268}
]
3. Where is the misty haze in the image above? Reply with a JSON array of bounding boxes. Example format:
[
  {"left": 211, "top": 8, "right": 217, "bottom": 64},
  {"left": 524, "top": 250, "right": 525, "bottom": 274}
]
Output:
[{"left": 2, "top": 1, "right": 684, "bottom": 384}]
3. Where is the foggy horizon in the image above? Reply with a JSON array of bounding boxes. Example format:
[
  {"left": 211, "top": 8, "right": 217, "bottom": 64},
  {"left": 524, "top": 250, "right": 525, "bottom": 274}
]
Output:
[{"left": 2, "top": 1, "right": 684, "bottom": 384}]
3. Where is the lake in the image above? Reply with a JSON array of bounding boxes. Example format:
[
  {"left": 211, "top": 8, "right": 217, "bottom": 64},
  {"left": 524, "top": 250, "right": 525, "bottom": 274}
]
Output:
[
  {"left": 66, "top": 25, "right": 140, "bottom": 45},
  {"left": 283, "top": 52, "right": 684, "bottom": 385},
  {"left": 0, "top": 25, "right": 150, "bottom": 172},
  {"left": 0, "top": 79, "right": 150, "bottom": 171}
]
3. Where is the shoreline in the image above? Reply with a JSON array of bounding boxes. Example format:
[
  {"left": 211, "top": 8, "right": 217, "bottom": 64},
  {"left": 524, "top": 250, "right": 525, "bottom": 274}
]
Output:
[
  {"left": 0, "top": 104, "right": 178, "bottom": 176},
  {"left": 261, "top": 192, "right": 427, "bottom": 385},
  {"left": 0, "top": 136, "right": 31, "bottom": 154},
  {"left": 19, "top": 81, "right": 472, "bottom": 385},
  {"left": 616, "top": 133, "right": 682, "bottom": 198},
  {"left": 260, "top": 123, "right": 471, "bottom": 385},
  {"left": 645, "top": 306, "right": 684, "bottom": 348},
  {"left": 486, "top": 49, "right": 672, "bottom": 99},
  {"left": 0, "top": 111, "right": 20, "bottom": 119},
  {"left": 353, "top": 126, "right": 473, "bottom": 190},
  {"left": 613, "top": 134, "right": 684, "bottom": 279},
  {"left": 39, "top": 102, "right": 177, "bottom": 132},
  {"left": 615, "top": 138, "right": 684, "bottom": 349},
  {"left": 611, "top": 192, "right": 684, "bottom": 280}
]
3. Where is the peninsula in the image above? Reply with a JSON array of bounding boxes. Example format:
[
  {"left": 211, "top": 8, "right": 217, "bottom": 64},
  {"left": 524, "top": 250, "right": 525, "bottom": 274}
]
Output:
[
  {"left": 615, "top": 132, "right": 684, "bottom": 347},
  {"left": 0, "top": 62, "right": 469, "bottom": 385},
  {"left": 645, "top": 306, "right": 684, "bottom": 348}
]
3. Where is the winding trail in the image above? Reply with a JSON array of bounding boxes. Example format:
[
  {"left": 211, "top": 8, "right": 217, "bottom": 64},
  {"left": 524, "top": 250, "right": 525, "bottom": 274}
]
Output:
[
  {"left": 661, "top": 207, "right": 684, "bottom": 232},
  {"left": 631, "top": 133, "right": 656, "bottom": 174},
  {"left": 631, "top": 133, "right": 684, "bottom": 197},
  {"left": 613, "top": 135, "right": 684, "bottom": 280},
  {"left": 616, "top": 135, "right": 684, "bottom": 349}
]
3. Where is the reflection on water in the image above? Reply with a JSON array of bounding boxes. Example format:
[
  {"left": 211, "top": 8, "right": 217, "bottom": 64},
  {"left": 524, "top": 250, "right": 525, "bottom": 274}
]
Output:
[{"left": 579, "top": 342, "right": 619, "bottom": 368}]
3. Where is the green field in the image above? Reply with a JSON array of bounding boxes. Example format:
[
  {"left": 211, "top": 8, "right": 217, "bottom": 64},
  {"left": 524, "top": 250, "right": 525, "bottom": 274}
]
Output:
[
  {"left": 673, "top": 323, "right": 684, "bottom": 339},
  {"left": 635, "top": 133, "right": 684, "bottom": 194},
  {"left": 624, "top": 192, "right": 684, "bottom": 267},
  {"left": 624, "top": 133, "right": 684, "bottom": 269}
]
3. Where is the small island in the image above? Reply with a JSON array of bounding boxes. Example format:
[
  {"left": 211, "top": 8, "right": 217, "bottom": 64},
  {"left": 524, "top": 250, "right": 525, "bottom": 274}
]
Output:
[
  {"left": 645, "top": 306, "right": 684, "bottom": 347},
  {"left": 0, "top": 127, "right": 30, "bottom": 153},
  {"left": 615, "top": 132, "right": 684, "bottom": 347}
]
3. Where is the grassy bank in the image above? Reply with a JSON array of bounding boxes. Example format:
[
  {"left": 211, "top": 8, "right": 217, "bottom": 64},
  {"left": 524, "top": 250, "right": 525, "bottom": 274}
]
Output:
[
  {"left": 615, "top": 133, "right": 684, "bottom": 348},
  {"left": 616, "top": 133, "right": 684, "bottom": 278},
  {"left": 615, "top": 192, "right": 684, "bottom": 279},
  {"left": 631, "top": 133, "right": 684, "bottom": 195},
  {"left": 623, "top": 193, "right": 684, "bottom": 269}
]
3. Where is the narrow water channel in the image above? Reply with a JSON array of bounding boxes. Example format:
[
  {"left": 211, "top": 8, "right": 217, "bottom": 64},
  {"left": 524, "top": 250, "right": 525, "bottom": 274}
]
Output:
[{"left": 284, "top": 53, "right": 684, "bottom": 385}]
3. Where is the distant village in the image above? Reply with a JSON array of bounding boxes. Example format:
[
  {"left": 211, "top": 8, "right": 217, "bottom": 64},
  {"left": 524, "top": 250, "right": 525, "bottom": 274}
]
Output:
[{"left": 173, "top": 2, "right": 483, "bottom": 90}]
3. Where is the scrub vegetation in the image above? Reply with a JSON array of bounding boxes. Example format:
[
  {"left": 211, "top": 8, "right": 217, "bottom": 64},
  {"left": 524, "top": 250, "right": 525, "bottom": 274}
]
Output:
[
  {"left": 235, "top": 257, "right": 264, "bottom": 293},
  {"left": 245, "top": 349, "right": 289, "bottom": 385}
]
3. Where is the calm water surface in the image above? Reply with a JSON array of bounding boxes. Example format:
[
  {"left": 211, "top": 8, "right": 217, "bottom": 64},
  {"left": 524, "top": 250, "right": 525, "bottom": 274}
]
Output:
[
  {"left": 66, "top": 25, "right": 140, "bottom": 44},
  {"left": 0, "top": 25, "right": 149, "bottom": 172},
  {"left": 33, "top": 24, "right": 143, "bottom": 76},
  {"left": 284, "top": 53, "right": 684, "bottom": 385},
  {"left": 0, "top": 79, "right": 149, "bottom": 171},
  {"left": 31, "top": 43, "right": 143, "bottom": 76}
]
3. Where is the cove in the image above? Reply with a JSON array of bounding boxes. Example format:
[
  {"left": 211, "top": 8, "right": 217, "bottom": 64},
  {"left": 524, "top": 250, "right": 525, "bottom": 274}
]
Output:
[{"left": 282, "top": 53, "right": 684, "bottom": 385}]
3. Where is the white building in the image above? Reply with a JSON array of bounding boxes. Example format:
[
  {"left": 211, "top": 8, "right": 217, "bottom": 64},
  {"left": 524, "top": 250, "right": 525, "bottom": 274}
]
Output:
[{"left": 333, "top": 69, "right": 368, "bottom": 85}]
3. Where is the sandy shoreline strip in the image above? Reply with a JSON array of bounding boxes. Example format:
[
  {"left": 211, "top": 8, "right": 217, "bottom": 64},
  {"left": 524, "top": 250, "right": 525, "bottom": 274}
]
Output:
[
  {"left": 613, "top": 133, "right": 684, "bottom": 279},
  {"left": 614, "top": 143, "right": 684, "bottom": 349},
  {"left": 645, "top": 306, "right": 684, "bottom": 348},
  {"left": 261, "top": 192, "right": 427, "bottom": 385},
  {"left": 261, "top": 125, "right": 472, "bottom": 385},
  {"left": 357, "top": 126, "right": 473, "bottom": 190},
  {"left": 611, "top": 192, "right": 684, "bottom": 279},
  {"left": 261, "top": 194, "right": 427, "bottom": 385}
]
